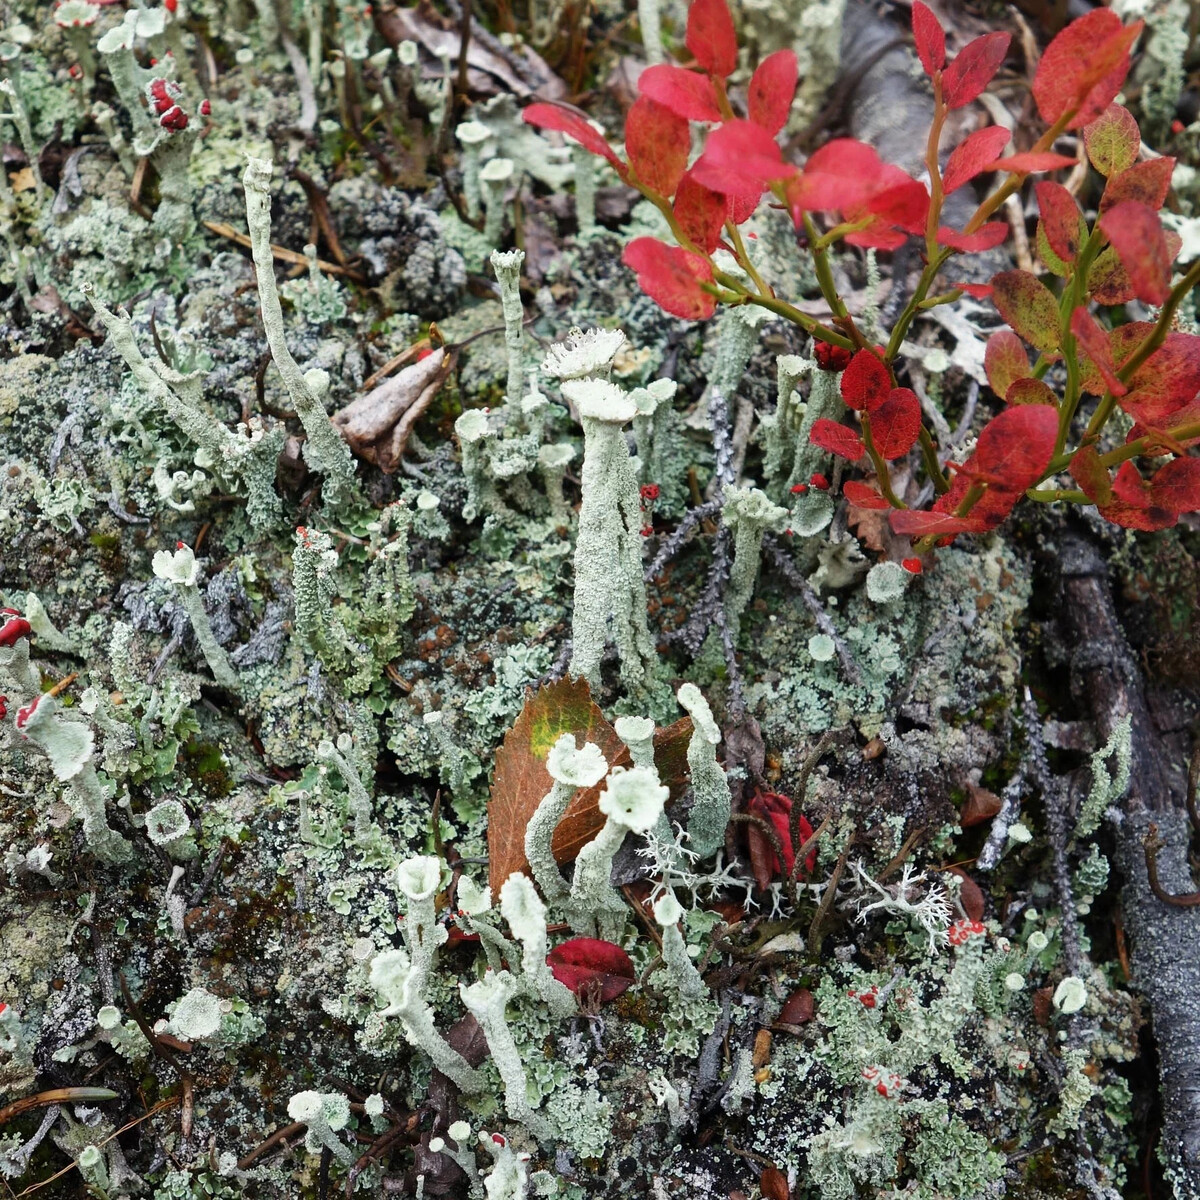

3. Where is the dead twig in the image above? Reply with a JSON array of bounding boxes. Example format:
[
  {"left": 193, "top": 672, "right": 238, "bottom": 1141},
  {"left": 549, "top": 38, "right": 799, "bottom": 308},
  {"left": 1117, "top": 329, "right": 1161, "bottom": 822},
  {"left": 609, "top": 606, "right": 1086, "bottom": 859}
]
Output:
[{"left": 1143, "top": 824, "right": 1200, "bottom": 908}]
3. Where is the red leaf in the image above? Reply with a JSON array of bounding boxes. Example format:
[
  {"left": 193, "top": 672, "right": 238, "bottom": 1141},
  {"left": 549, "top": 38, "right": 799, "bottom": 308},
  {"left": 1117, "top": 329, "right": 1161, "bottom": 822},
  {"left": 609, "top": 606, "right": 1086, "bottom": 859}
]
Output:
[
  {"left": 942, "top": 32, "right": 1010, "bottom": 109},
  {"left": 1131, "top": 401, "right": 1200, "bottom": 454},
  {"left": 843, "top": 480, "right": 891, "bottom": 510},
  {"left": 1035, "top": 182, "right": 1084, "bottom": 264},
  {"left": 810, "top": 418, "right": 864, "bottom": 461},
  {"left": 1098, "top": 201, "right": 1171, "bottom": 305},
  {"left": 871, "top": 387, "right": 922, "bottom": 459},
  {"left": 1088, "top": 246, "right": 1135, "bottom": 305},
  {"left": 1070, "top": 307, "right": 1127, "bottom": 396},
  {"left": 972, "top": 403, "right": 1059, "bottom": 491},
  {"left": 1100, "top": 157, "right": 1175, "bottom": 214},
  {"left": 1033, "top": 11, "right": 1143, "bottom": 130},
  {"left": 889, "top": 510, "right": 990, "bottom": 536},
  {"left": 625, "top": 95, "right": 690, "bottom": 198},
  {"left": 1121, "top": 332, "right": 1200, "bottom": 424},
  {"left": 1005, "top": 377, "right": 1059, "bottom": 406},
  {"left": 991, "top": 270, "right": 1062, "bottom": 353},
  {"left": 854, "top": 170, "right": 929, "bottom": 237},
  {"left": 986, "top": 152, "right": 1076, "bottom": 175},
  {"left": 638, "top": 63, "right": 722, "bottom": 123},
  {"left": 840, "top": 348, "right": 891, "bottom": 411},
  {"left": 911, "top": 1, "right": 945, "bottom": 77},
  {"left": 547, "top": 938, "right": 635, "bottom": 1004},
  {"left": 1083, "top": 104, "right": 1140, "bottom": 177},
  {"left": 747, "top": 790, "right": 815, "bottom": 879},
  {"left": 673, "top": 170, "right": 727, "bottom": 253},
  {"left": 942, "top": 126, "right": 1011, "bottom": 193},
  {"left": 622, "top": 238, "right": 717, "bottom": 320},
  {"left": 787, "top": 139, "right": 883, "bottom": 214},
  {"left": 937, "top": 222, "right": 1009, "bottom": 252},
  {"left": 522, "top": 103, "right": 625, "bottom": 174},
  {"left": 1151, "top": 457, "right": 1200, "bottom": 514},
  {"left": 690, "top": 119, "right": 795, "bottom": 195},
  {"left": 985, "top": 330, "right": 1031, "bottom": 399},
  {"left": 748, "top": 50, "right": 798, "bottom": 136},
  {"left": 956, "top": 282, "right": 993, "bottom": 298},
  {"left": 686, "top": 0, "right": 738, "bottom": 78}
]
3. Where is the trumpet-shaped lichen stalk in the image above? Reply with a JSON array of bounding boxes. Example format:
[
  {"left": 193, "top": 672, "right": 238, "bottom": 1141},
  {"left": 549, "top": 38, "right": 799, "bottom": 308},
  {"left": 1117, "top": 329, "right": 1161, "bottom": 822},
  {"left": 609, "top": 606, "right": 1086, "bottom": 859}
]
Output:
[
  {"left": 481, "top": 159, "right": 515, "bottom": 248},
  {"left": 243, "top": 156, "right": 357, "bottom": 506},
  {"left": 723, "top": 486, "right": 788, "bottom": 641},
  {"left": 572, "top": 142, "right": 597, "bottom": 236},
  {"left": 370, "top": 949, "right": 485, "bottom": 1093},
  {"left": 763, "top": 354, "right": 809, "bottom": 487},
  {"left": 653, "top": 891, "right": 706, "bottom": 1000},
  {"left": 287, "top": 1091, "right": 354, "bottom": 1165},
  {"left": 454, "top": 409, "right": 503, "bottom": 523},
  {"left": 499, "top": 873, "right": 576, "bottom": 1017},
  {"left": 316, "top": 734, "right": 374, "bottom": 840},
  {"left": 455, "top": 877, "right": 517, "bottom": 974},
  {"left": 637, "top": 0, "right": 665, "bottom": 64},
  {"left": 152, "top": 544, "right": 239, "bottom": 691},
  {"left": 676, "top": 684, "right": 731, "bottom": 860},
  {"left": 538, "top": 443, "right": 576, "bottom": 521},
  {"left": 395, "top": 856, "right": 447, "bottom": 992},
  {"left": 614, "top": 715, "right": 656, "bottom": 770},
  {"left": 490, "top": 248, "right": 526, "bottom": 410},
  {"left": 460, "top": 971, "right": 552, "bottom": 1141},
  {"left": 456, "top": 120, "right": 491, "bottom": 220},
  {"left": 525, "top": 734, "right": 608, "bottom": 904},
  {"left": 569, "top": 766, "right": 669, "bottom": 940},
  {"left": 563, "top": 378, "right": 658, "bottom": 692}
]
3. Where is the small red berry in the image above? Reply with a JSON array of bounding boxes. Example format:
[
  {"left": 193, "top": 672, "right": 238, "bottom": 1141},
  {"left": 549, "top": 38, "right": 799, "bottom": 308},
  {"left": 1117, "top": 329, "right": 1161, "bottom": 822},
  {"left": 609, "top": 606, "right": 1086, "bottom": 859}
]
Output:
[
  {"left": 810, "top": 473, "right": 829, "bottom": 491},
  {"left": 200, "top": 98, "right": 211, "bottom": 116},
  {"left": 901, "top": 557, "right": 923, "bottom": 575},
  {"left": 814, "top": 342, "right": 853, "bottom": 372},
  {"left": 789, "top": 483, "right": 807, "bottom": 494}
]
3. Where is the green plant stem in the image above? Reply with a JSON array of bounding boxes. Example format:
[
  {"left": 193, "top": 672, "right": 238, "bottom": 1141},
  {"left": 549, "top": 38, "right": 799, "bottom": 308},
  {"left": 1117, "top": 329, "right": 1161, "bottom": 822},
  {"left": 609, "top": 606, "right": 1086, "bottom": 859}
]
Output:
[
  {"left": 918, "top": 426, "right": 950, "bottom": 493},
  {"left": 859, "top": 414, "right": 907, "bottom": 509},
  {"left": 923, "top": 82, "right": 946, "bottom": 263},
  {"left": 802, "top": 213, "right": 849, "bottom": 323},
  {"left": 725, "top": 220, "right": 770, "bottom": 296},
  {"left": 1027, "top": 487, "right": 1089, "bottom": 503},
  {"left": 1053, "top": 233, "right": 1103, "bottom": 457}
]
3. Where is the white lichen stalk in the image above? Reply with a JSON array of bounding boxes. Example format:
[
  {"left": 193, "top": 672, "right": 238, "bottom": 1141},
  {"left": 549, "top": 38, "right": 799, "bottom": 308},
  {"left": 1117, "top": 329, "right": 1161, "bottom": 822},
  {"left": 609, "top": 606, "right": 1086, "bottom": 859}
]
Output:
[
  {"left": 151, "top": 544, "right": 240, "bottom": 691},
  {"left": 499, "top": 873, "right": 576, "bottom": 1017},
  {"left": 490, "top": 248, "right": 526, "bottom": 411},
  {"left": 653, "top": 891, "right": 706, "bottom": 1000},
  {"left": 563, "top": 378, "right": 658, "bottom": 692},
  {"left": 723, "top": 486, "right": 789, "bottom": 640},
  {"left": 395, "top": 856, "right": 447, "bottom": 992},
  {"left": 676, "top": 683, "right": 731, "bottom": 860}
]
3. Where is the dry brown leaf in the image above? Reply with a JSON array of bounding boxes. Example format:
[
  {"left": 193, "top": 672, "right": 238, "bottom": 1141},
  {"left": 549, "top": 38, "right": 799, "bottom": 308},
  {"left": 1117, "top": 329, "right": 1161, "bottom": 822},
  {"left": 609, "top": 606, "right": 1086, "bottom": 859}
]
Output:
[
  {"left": 487, "top": 677, "right": 692, "bottom": 894},
  {"left": 961, "top": 781, "right": 1002, "bottom": 827}
]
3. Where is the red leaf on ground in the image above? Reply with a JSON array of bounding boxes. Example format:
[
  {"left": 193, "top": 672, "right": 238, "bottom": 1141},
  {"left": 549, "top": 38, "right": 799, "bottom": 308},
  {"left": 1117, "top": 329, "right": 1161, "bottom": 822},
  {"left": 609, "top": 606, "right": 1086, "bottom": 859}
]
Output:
[
  {"left": 986, "top": 152, "right": 1076, "bottom": 175},
  {"left": 941, "top": 126, "right": 1011, "bottom": 193},
  {"left": 1099, "top": 201, "right": 1171, "bottom": 305},
  {"left": 844, "top": 480, "right": 891, "bottom": 510},
  {"left": 522, "top": 103, "right": 625, "bottom": 174},
  {"left": 840, "top": 347, "right": 891, "bottom": 411},
  {"left": 673, "top": 170, "right": 727, "bottom": 253},
  {"left": 690, "top": 119, "right": 795, "bottom": 195},
  {"left": 622, "top": 238, "right": 717, "bottom": 320},
  {"left": 960, "top": 784, "right": 1002, "bottom": 827},
  {"left": 1070, "top": 307, "right": 1127, "bottom": 396},
  {"left": 1100, "top": 157, "right": 1175, "bottom": 214},
  {"left": 747, "top": 790, "right": 815, "bottom": 884},
  {"left": 638, "top": 63, "right": 723, "bottom": 123},
  {"left": 991, "top": 270, "right": 1062, "bottom": 353},
  {"left": 937, "top": 222, "right": 1009, "bottom": 252},
  {"left": 1033, "top": 11, "right": 1143, "bottom": 130},
  {"left": 911, "top": 1, "right": 945, "bottom": 77},
  {"left": 547, "top": 938, "right": 635, "bottom": 1003},
  {"left": 984, "top": 329, "right": 1031, "bottom": 399},
  {"left": 686, "top": 0, "right": 738, "bottom": 78},
  {"left": 1035, "top": 181, "right": 1084, "bottom": 263},
  {"left": 1083, "top": 104, "right": 1140, "bottom": 177},
  {"left": 871, "top": 387, "right": 922, "bottom": 459},
  {"left": 748, "top": 50, "right": 798, "bottom": 135},
  {"left": 942, "top": 32, "right": 1010, "bottom": 109},
  {"left": 625, "top": 96, "right": 690, "bottom": 198},
  {"left": 810, "top": 418, "right": 865, "bottom": 461}
]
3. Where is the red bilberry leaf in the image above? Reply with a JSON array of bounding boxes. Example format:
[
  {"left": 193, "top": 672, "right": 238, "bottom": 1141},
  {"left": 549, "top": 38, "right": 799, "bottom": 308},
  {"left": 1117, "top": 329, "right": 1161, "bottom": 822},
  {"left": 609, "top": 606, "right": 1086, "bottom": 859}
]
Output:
[
  {"left": 889, "top": 510, "right": 990, "bottom": 536},
  {"left": 690, "top": 119, "right": 795, "bottom": 195},
  {"left": 1033, "top": 11, "right": 1143, "bottom": 130},
  {"left": 625, "top": 96, "right": 690, "bottom": 198},
  {"left": 941, "top": 126, "right": 1011, "bottom": 193},
  {"left": 972, "top": 403, "right": 1059, "bottom": 491},
  {"left": 1130, "top": 400, "right": 1200, "bottom": 454},
  {"left": 843, "top": 480, "right": 891, "bottom": 510},
  {"left": 911, "top": 1, "right": 945, "bottom": 77},
  {"left": 1100, "top": 157, "right": 1175, "bottom": 214},
  {"left": 851, "top": 169, "right": 929, "bottom": 241},
  {"left": 991, "top": 270, "right": 1062, "bottom": 354},
  {"left": 547, "top": 938, "right": 635, "bottom": 1003},
  {"left": 638, "top": 63, "right": 723, "bottom": 123},
  {"left": 673, "top": 169, "right": 728, "bottom": 253},
  {"left": 622, "top": 238, "right": 717, "bottom": 320},
  {"left": 984, "top": 330, "right": 1031, "bottom": 399},
  {"left": 726, "top": 189, "right": 761, "bottom": 225},
  {"left": 1098, "top": 201, "right": 1172, "bottom": 305},
  {"left": 747, "top": 790, "right": 815, "bottom": 881},
  {"left": 686, "top": 0, "right": 738, "bottom": 78},
  {"left": 787, "top": 139, "right": 883, "bottom": 214},
  {"left": 986, "top": 151, "right": 1076, "bottom": 175},
  {"left": 840, "top": 348, "right": 891, "bottom": 411},
  {"left": 1035, "top": 181, "right": 1085, "bottom": 264},
  {"left": 937, "top": 222, "right": 1009, "bottom": 252},
  {"left": 1150, "top": 457, "right": 1200, "bottom": 515},
  {"left": 1070, "top": 307, "right": 1127, "bottom": 396},
  {"left": 1005, "top": 377, "right": 1058, "bottom": 406},
  {"left": 1120, "top": 331, "right": 1200, "bottom": 424},
  {"left": 522, "top": 103, "right": 625, "bottom": 175},
  {"left": 1083, "top": 104, "right": 1140, "bottom": 177},
  {"left": 955, "top": 281, "right": 993, "bottom": 298},
  {"left": 1088, "top": 245, "right": 1135, "bottom": 305},
  {"left": 942, "top": 32, "right": 1010, "bottom": 109},
  {"left": 1070, "top": 450, "right": 1174, "bottom": 530},
  {"left": 748, "top": 50, "right": 798, "bottom": 136},
  {"left": 809, "top": 418, "right": 865, "bottom": 461},
  {"left": 871, "top": 387, "right": 922, "bottom": 460}
]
